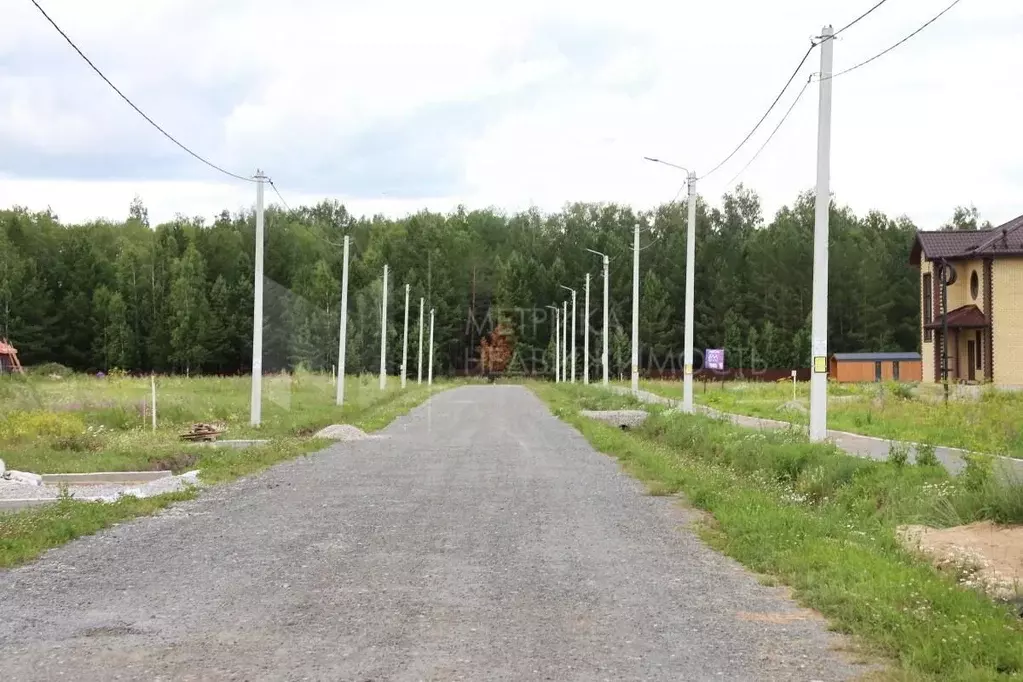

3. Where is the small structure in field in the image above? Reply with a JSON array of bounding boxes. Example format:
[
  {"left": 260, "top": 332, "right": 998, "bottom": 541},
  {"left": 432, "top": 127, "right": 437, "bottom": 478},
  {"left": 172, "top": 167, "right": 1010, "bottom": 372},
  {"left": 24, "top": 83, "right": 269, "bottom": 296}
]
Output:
[
  {"left": 0, "top": 338, "right": 24, "bottom": 375},
  {"left": 829, "top": 352, "right": 922, "bottom": 383}
]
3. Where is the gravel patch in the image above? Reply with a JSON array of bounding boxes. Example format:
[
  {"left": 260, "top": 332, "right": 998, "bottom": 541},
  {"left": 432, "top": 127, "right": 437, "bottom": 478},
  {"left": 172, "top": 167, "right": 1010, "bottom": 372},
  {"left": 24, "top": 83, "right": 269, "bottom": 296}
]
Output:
[
  {"left": 0, "top": 386, "right": 868, "bottom": 680},
  {"left": 313, "top": 424, "right": 369, "bottom": 440},
  {"left": 579, "top": 408, "right": 649, "bottom": 428}
]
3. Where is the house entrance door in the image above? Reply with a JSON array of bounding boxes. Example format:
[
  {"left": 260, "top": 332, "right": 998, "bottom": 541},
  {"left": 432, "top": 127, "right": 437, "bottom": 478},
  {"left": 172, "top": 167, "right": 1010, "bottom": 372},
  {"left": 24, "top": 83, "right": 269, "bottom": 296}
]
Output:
[{"left": 967, "top": 341, "right": 976, "bottom": 382}]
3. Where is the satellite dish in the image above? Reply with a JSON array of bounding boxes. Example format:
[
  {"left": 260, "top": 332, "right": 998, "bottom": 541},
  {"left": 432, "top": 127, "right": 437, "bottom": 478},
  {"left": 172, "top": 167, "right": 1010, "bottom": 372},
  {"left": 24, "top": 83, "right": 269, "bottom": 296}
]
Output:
[{"left": 940, "top": 262, "right": 958, "bottom": 286}]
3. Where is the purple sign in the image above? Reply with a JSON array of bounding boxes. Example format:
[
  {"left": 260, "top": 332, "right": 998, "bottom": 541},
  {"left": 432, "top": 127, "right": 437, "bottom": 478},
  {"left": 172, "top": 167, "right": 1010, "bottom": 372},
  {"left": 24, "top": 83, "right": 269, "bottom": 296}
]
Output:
[{"left": 705, "top": 349, "right": 725, "bottom": 371}]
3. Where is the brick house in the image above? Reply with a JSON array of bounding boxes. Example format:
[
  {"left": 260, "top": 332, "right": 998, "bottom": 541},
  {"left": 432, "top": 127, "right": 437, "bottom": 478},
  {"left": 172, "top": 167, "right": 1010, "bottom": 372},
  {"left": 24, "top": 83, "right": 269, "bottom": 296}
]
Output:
[{"left": 909, "top": 214, "right": 1023, "bottom": 385}]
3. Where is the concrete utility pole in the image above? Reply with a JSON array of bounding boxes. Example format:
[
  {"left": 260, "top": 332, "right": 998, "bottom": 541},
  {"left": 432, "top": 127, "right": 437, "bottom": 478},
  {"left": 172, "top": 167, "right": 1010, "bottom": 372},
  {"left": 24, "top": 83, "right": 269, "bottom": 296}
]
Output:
[
  {"left": 560, "top": 285, "right": 577, "bottom": 382},
  {"left": 427, "top": 309, "right": 435, "bottom": 386},
  {"left": 584, "top": 273, "right": 590, "bottom": 384},
  {"left": 631, "top": 222, "right": 640, "bottom": 395},
  {"left": 642, "top": 156, "right": 697, "bottom": 412},
  {"left": 587, "top": 249, "right": 610, "bottom": 386},
  {"left": 682, "top": 171, "right": 697, "bottom": 414},
  {"left": 417, "top": 297, "right": 424, "bottom": 385},
  {"left": 562, "top": 300, "right": 568, "bottom": 384},
  {"left": 546, "top": 305, "right": 560, "bottom": 382},
  {"left": 335, "top": 235, "right": 350, "bottom": 405},
  {"left": 379, "top": 264, "right": 388, "bottom": 390},
  {"left": 809, "top": 25, "right": 834, "bottom": 442},
  {"left": 401, "top": 284, "right": 410, "bottom": 389},
  {"left": 249, "top": 170, "right": 266, "bottom": 426}
]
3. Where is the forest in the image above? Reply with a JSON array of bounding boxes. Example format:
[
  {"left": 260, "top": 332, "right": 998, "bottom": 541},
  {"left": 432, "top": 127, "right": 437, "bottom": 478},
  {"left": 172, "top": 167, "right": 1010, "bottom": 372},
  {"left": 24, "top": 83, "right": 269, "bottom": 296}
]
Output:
[{"left": 0, "top": 186, "right": 973, "bottom": 377}]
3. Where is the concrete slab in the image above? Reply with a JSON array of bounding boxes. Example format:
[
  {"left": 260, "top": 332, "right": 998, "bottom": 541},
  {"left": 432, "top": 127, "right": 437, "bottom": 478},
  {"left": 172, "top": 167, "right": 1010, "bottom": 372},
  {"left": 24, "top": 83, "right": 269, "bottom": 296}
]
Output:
[
  {"left": 0, "top": 498, "right": 59, "bottom": 512},
  {"left": 203, "top": 439, "right": 270, "bottom": 449},
  {"left": 40, "top": 471, "right": 173, "bottom": 485}
]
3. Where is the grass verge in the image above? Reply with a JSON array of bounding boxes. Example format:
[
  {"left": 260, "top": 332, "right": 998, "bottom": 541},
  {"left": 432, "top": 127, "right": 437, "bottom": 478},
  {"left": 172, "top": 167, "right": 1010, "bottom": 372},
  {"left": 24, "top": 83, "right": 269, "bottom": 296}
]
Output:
[
  {"left": 536, "top": 382, "right": 1023, "bottom": 682},
  {"left": 634, "top": 378, "right": 1023, "bottom": 459},
  {"left": 1, "top": 379, "right": 444, "bottom": 568}
]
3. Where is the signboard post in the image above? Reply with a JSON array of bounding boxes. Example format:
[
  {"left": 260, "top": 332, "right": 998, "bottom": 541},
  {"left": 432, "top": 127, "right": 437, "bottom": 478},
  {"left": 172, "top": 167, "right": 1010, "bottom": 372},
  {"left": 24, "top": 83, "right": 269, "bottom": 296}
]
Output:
[{"left": 705, "top": 349, "right": 725, "bottom": 372}]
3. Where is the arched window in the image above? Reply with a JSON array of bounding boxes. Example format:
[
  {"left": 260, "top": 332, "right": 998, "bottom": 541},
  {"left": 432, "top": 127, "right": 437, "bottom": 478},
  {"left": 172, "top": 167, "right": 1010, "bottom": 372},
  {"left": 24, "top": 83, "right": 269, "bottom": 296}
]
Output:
[{"left": 970, "top": 270, "right": 979, "bottom": 300}]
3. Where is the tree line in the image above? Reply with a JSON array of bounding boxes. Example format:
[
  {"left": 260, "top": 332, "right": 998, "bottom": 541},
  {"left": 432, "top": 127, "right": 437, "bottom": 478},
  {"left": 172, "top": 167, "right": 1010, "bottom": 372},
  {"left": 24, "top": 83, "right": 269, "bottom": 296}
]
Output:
[{"left": 1, "top": 187, "right": 975, "bottom": 377}]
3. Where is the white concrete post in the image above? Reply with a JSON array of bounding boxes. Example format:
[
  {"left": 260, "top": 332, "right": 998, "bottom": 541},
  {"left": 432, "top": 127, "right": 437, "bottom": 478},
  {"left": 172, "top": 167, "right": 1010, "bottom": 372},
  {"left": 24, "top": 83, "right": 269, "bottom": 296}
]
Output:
[
  {"left": 417, "top": 297, "right": 424, "bottom": 385},
  {"left": 249, "top": 170, "right": 265, "bottom": 426},
  {"left": 584, "top": 273, "right": 590, "bottom": 385},
  {"left": 428, "top": 308, "right": 435, "bottom": 386},
  {"left": 401, "top": 283, "right": 410, "bottom": 389},
  {"left": 631, "top": 222, "right": 640, "bottom": 395},
  {"left": 335, "top": 235, "right": 350, "bottom": 405},
  {"left": 682, "top": 171, "right": 698, "bottom": 414},
  {"left": 379, "top": 264, "right": 388, "bottom": 390},
  {"left": 809, "top": 25, "right": 834, "bottom": 442}
]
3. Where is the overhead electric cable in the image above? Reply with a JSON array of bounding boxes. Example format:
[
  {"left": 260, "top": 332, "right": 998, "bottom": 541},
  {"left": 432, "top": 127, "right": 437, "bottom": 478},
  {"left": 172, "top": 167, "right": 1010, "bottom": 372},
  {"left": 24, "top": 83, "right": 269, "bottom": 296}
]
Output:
[
  {"left": 724, "top": 76, "right": 813, "bottom": 188},
  {"left": 28, "top": 0, "right": 254, "bottom": 182},
  {"left": 828, "top": 0, "right": 964, "bottom": 79},
  {"left": 699, "top": 43, "right": 816, "bottom": 180}
]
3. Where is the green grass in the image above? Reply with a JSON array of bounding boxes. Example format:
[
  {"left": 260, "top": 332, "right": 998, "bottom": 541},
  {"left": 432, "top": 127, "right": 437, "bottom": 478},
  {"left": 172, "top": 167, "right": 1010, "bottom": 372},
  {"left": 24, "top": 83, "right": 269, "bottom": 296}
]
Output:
[
  {"left": 1, "top": 372, "right": 446, "bottom": 568},
  {"left": 0, "top": 491, "right": 196, "bottom": 568},
  {"left": 0, "top": 371, "right": 427, "bottom": 473},
  {"left": 536, "top": 382, "right": 1023, "bottom": 681},
  {"left": 635, "top": 379, "right": 1023, "bottom": 458}
]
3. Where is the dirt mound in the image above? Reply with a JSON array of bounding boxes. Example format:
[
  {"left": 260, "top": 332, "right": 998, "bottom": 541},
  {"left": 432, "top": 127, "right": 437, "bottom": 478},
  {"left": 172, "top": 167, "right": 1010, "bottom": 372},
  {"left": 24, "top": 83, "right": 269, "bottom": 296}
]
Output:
[{"left": 898, "top": 522, "right": 1023, "bottom": 602}]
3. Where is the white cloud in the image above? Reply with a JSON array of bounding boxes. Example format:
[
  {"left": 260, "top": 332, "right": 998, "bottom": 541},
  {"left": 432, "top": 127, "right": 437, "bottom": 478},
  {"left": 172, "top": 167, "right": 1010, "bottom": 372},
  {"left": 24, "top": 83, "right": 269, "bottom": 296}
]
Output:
[{"left": 1, "top": 0, "right": 1020, "bottom": 228}]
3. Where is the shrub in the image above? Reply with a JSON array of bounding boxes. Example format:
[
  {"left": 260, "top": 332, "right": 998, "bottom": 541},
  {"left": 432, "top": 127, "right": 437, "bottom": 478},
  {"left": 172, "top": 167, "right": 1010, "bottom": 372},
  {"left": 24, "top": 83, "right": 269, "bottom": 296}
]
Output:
[
  {"left": 915, "top": 442, "right": 940, "bottom": 468},
  {"left": 25, "top": 362, "right": 73, "bottom": 377},
  {"left": 0, "top": 410, "right": 85, "bottom": 442},
  {"left": 888, "top": 441, "right": 910, "bottom": 467},
  {"left": 886, "top": 381, "right": 915, "bottom": 401},
  {"left": 962, "top": 454, "right": 995, "bottom": 492}
]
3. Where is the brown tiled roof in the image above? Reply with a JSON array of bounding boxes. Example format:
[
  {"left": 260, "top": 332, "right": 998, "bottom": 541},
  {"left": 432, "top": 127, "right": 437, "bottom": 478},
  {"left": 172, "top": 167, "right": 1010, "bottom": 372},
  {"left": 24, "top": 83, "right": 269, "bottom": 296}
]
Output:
[
  {"left": 910, "top": 213, "right": 1023, "bottom": 264},
  {"left": 924, "top": 304, "right": 988, "bottom": 329}
]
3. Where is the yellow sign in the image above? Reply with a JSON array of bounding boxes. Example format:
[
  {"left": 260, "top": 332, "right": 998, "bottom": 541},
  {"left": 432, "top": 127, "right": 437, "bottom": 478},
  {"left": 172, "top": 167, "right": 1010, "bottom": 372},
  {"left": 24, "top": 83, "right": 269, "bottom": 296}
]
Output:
[
  {"left": 813, "top": 356, "right": 828, "bottom": 373},
  {"left": 684, "top": 364, "right": 693, "bottom": 375}
]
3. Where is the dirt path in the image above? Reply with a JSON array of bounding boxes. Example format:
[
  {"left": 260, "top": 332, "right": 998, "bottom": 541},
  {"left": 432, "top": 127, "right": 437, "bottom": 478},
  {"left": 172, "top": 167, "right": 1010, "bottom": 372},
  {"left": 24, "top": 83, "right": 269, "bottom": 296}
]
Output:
[{"left": 0, "top": 386, "right": 867, "bottom": 681}]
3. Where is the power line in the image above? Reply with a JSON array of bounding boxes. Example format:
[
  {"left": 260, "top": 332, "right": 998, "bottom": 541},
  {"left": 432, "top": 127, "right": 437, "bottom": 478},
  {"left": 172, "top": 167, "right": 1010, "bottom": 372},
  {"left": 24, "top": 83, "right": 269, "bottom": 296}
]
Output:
[
  {"left": 27, "top": 0, "right": 254, "bottom": 183},
  {"left": 267, "top": 178, "right": 293, "bottom": 213},
  {"left": 833, "top": 0, "right": 891, "bottom": 38},
  {"left": 828, "top": 0, "right": 963, "bottom": 80},
  {"left": 699, "top": 43, "right": 816, "bottom": 180},
  {"left": 724, "top": 76, "right": 813, "bottom": 189},
  {"left": 698, "top": 0, "right": 898, "bottom": 181}
]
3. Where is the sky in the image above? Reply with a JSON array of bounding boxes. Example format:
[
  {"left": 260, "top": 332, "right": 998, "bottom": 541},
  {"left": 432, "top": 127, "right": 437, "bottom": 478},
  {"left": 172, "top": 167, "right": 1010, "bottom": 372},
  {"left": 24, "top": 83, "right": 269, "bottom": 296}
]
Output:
[{"left": 1, "top": 0, "right": 1020, "bottom": 229}]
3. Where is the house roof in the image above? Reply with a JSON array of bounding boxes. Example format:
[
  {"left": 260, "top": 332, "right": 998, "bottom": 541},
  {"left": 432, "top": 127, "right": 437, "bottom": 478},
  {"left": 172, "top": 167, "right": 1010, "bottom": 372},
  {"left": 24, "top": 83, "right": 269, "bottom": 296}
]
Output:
[
  {"left": 924, "top": 304, "right": 988, "bottom": 329},
  {"left": 831, "top": 352, "right": 921, "bottom": 362},
  {"left": 910, "top": 213, "right": 1023, "bottom": 264}
]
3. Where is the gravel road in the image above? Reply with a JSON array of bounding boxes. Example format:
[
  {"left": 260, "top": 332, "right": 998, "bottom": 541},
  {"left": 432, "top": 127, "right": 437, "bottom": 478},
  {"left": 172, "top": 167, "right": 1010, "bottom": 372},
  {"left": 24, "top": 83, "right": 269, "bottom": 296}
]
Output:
[{"left": 0, "top": 386, "right": 868, "bottom": 681}]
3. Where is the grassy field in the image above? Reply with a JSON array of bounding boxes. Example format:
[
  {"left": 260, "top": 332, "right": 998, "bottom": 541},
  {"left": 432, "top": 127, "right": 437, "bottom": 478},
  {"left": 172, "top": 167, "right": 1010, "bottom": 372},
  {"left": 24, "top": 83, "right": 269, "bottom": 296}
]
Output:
[
  {"left": 0, "top": 371, "right": 429, "bottom": 474},
  {"left": 536, "top": 382, "right": 1023, "bottom": 681},
  {"left": 1, "top": 371, "right": 446, "bottom": 567},
  {"left": 634, "top": 379, "right": 1023, "bottom": 458}
]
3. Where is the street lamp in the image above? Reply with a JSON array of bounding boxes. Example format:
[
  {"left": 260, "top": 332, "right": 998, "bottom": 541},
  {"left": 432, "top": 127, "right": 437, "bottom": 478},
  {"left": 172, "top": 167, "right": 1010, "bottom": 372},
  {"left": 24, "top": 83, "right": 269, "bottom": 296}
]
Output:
[
  {"left": 585, "top": 248, "right": 610, "bottom": 387},
  {"left": 559, "top": 285, "right": 577, "bottom": 383},
  {"left": 545, "top": 305, "right": 560, "bottom": 382},
  {"left": 644, "top": 156, "right": 698, "bottom": 413}
]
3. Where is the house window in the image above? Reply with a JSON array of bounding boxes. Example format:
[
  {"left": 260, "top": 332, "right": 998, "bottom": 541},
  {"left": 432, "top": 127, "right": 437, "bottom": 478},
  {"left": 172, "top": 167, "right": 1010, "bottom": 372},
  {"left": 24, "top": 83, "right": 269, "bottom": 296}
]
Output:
[
  {"left": 874, "top": 361, "right": 882, "bottom": 382},
  {"left": 976, "top": 330, "right": 982, "bottom": 370},
  {"left": 893, "top": 361, "right": 900, "bottom": 381},
  {"left": 922, "top": 272, "right": 933, "bottom": 343},
  {"left": 971, "top": 271, "right": 979, "bottom": 300}
]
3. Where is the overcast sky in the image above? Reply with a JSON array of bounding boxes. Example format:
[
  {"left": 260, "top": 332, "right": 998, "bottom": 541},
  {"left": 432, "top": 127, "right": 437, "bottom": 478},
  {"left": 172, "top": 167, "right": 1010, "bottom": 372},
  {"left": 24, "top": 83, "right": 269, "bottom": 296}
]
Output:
[{"left": 1, "top": 0, "right": 1020, "bottom": 228}]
